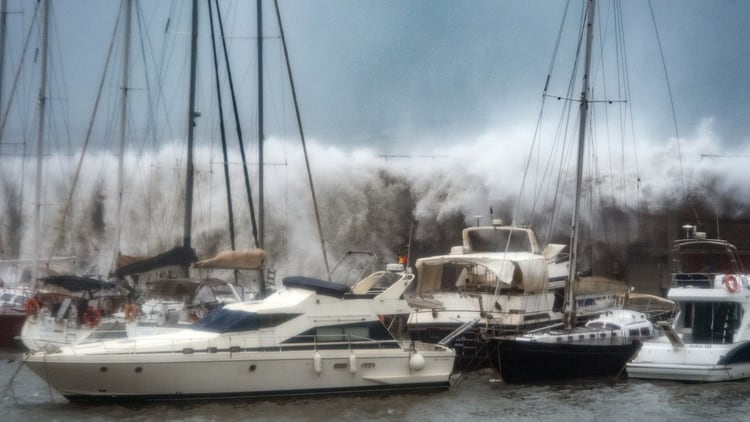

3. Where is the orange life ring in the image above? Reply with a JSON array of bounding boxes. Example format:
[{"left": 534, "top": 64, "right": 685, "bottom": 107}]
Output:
[
  {"left": 25, "top": 297, "right": 40, "bottom": 316},
  {"left": 725, "top": 274, "right": 740, "bottom": 293},
  {"left": 124, "top": 303, "right": 138, "bottom": 321},
  {"left": 83, "top": 307, "right": 101, "bottom": 327}
]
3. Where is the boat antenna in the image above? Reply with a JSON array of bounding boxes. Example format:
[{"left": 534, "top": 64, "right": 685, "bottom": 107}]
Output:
[
  {"left": 406, "top": 216, "right": 415, "bottom": 270},
  {"left": 681, "top": 224, "right": 694, "bottom": 239},
  {"left": 714, "top": 212, "right": 720, "bottom": 239}
]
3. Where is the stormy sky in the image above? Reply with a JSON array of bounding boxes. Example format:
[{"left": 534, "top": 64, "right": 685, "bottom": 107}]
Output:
[
  {"left": 2, "top": 0, "right": 750, "bottom": 155},
  {"left": 3, "top": 0, "right": 750, "bottom": 279}
]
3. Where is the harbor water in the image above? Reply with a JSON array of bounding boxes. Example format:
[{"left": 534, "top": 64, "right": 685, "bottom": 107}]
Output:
[{"left": 2, "top": 350, "right": 749, "bottom": 421}]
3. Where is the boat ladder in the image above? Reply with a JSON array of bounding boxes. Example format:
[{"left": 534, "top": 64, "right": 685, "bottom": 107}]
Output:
[{"left": 438, "top": 317, "right": 481, "bottom": 347}]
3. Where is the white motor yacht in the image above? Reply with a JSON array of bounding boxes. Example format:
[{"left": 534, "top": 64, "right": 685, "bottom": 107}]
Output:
[
  {"left": 627, "top": 229, "right": 750, "bottom": 382},
  {"left": 406, "top": 222, "right": 627, "bottom": 363},
  {"left": 24, "top": 271, "right": 455, "bottom": 401}
]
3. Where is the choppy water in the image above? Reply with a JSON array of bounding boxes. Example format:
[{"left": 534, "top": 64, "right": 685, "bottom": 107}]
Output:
[{"left": 2, "top": 350, "right": 750, "bottom": 422}]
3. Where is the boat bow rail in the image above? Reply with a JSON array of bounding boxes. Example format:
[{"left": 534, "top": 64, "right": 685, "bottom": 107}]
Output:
[{"left": 25, "top": 331, "right": 418, "bottom": 357}]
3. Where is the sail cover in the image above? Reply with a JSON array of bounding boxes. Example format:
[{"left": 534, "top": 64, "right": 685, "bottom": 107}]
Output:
[
  {"left": 193, "top": 249, "right": 266, "bottom": 270},
  {"left": 115, "top": 246, "right": 198, "bottom": 279}
]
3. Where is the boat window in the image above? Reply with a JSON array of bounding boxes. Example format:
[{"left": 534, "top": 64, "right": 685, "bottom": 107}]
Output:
[
  {"left": 605, "top": 323, "right": 621, "bottom": 330},
  {"left": 468, "top": 230, "right": 532, "bottom": 253},
  {"left": 193, "top": 285, "right": 217, "bottom": 303},
  {"left": 192, "top": 308, "right": 299, "bottom": 333},
  {"left": 682, "top": 301, "right": 742, "bottom": 344},
  {"left": 588, "top": 321, "right": 621, "bottom": 330},
  {"left": 372, "top": 271, "right": 401, "bottom": 290},
  {"left": 316, "top": 326, "right": 370, "bottom": 342}
]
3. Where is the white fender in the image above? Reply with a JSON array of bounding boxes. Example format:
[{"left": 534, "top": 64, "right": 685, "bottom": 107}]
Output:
[
  {"left": 313, "top": 352, "right": 322, "bottom": 374},
  {"left": 349, "top": 353, "right": 357, "bottom": 374},
  {"left": 409, "top": 352, "right": 425, "bottom": 371}
]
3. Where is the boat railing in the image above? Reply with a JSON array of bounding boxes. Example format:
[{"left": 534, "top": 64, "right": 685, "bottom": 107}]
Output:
[
  {"left": 672, "top": 272, "right": 715, "bottom": 288},
  {"left": 54, "top": 332, "right": 405, "bottom": 356}
]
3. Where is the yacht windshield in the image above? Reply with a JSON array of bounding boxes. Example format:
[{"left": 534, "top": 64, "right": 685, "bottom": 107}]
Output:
[
  {"left": 468, "top": 230, "right": 532, "bottom": 253},
  {"left": 192, "top": 308, "right": 300, "bottom": 333}
]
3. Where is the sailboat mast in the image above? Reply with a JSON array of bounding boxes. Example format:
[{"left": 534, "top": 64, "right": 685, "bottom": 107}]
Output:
[
  {"left": 114, "top": 0, "right": 133, "bottom": 269},
  {"left": 0, "top": 0, "right": 7, "bottom": 116},
  {"left": 564, "top": 0, "right": 596, "bottom": 329},
  {"left": 183, "top": 0, "right": 198, "bottom": 257},
  {"left": 257, "top": 0, "right": 265, "bottom": 250},
  {"left": 32, "top": 0, "right": 50, "bottom": 287}
]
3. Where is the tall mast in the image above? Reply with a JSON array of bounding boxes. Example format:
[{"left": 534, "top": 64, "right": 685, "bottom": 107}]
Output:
[
  {"left": 0, "top": 0, "right": 7, "bottom": 116},
  {"left": 564, "top": 0, "right": 596, "bottom": 329},
  {"left": 32, "top": 0, "right": 50, "bottom": 287},
  {"left": 114, "top": 0, "right": 133, "bottom": 269},
  {"left": 257, "top": 0, "right": 264, "bottom": 250},
  {"left": 183, "top": 0, "right": 198, "bottom": 259}
]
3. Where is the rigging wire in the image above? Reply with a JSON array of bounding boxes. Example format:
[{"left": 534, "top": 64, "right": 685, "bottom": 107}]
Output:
[
  {"left": 0, "top": 2, "right": 39, "bottom": 142},
  {"left": 516, "top": 0, "right": 571, "bottom": 242},
  {"left": 647, "top": 0, "right": 684, "bottom": 202},
  {"left": 273, "top": 0, "right": 331, "bottom": 278},
  {"left": 214, "top": 0, "right": 260, "bottom": 250},
  {"left": 207, "top": 0, "right": 236, "bottom": 250},
  {"left": 49, "top": 2, "right": 122, "bottom": 263}
]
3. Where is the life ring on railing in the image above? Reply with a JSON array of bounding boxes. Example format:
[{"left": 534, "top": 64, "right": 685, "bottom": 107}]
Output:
[
  {"left": 83, "top": 307, "right": 101, "bottom": 327},
  {"left": 124, "top": 303, "right": 138, "bottom": 321},
  {"left": 725, "top": 274, "right": 740, "bottom": 293},
  {"left": 25, "top": 297, "right": 40, "bottom": 317}
]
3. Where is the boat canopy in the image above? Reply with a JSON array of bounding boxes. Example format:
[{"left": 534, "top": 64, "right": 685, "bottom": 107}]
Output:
[
  {"left": 415, "top": 254, "right": 549, "bottom": 294},
  {"left": 40, "top": 275, "right": 120, "bottom": 293},
  {"left": 192, "top": 308, "right": 299, "bottom": 333},
  {"left": 282, "top": 276, "right": 351, "bottom": 298}
]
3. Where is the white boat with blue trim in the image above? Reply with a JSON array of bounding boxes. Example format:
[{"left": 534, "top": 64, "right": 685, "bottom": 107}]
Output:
[{"left": 627, "top": 227, "right": 750, "bottom": 382}]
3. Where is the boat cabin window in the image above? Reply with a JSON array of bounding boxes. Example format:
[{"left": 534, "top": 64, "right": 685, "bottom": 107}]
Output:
[
  {"left": 193, "top": 284, "right": 238, "bottom": 305},
  {"left": 316, "top": 326, "right": 370, "bottom": 342},
  {"left": 677, "top": 251, "right": 736, "bottom": 274},
  {"left": 626, "top": 327, "right": 653, "bottom": 337},
  {"left": 467, "top": 230, "right": 532, "bottom": 253},
  {"left": 192, "top": 308, "right": 299, "bottom": 333},
  {"left": 587, "top": 322, "right": 620, "bottom": 330},
  {"left": 679, "top": 301, "right": 742, "bottom": 344}
]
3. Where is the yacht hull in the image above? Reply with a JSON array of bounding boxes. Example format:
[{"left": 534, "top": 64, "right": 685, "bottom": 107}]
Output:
[
  {"left": 24, "top": 345, "right": 455, "bottom": 401},
  {"left": 491, "top": 338, "right": 642, "bottom": 383},
  {"left": 627, "top": 341, "right": 750, "bottom": 382},
  {"left": 0, "top": 311, "right": 26, "bottom": 348}
]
